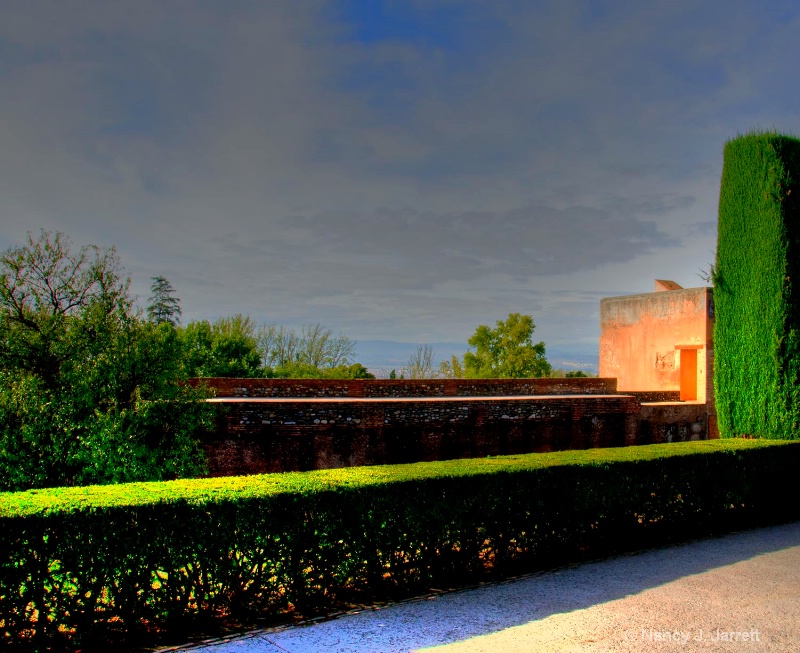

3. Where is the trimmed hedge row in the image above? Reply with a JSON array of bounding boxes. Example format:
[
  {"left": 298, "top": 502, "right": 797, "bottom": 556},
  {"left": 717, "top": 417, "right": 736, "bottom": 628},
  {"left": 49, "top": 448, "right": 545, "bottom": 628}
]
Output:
[
  {"left": 715, "top": 131, "right": 800, "bottom": 439},
  {"left": 3, "top": 439, "right": 800, "bottom": 649}
]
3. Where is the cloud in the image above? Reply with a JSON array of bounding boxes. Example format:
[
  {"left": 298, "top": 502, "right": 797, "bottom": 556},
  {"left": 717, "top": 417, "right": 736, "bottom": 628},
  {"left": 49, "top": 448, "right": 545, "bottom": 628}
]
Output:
[
  {"left": 0, "top": 0, "right": 797, "bottom": 346},
  {"left": 277, "top": 203, "right": 681, "bottom": 290}
]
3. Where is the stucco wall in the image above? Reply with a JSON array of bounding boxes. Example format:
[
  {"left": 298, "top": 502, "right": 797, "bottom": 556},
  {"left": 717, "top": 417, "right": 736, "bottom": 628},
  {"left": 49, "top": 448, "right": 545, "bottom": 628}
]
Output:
[{"left": 599, "top": 287, "right": 713, "bottom": 400}]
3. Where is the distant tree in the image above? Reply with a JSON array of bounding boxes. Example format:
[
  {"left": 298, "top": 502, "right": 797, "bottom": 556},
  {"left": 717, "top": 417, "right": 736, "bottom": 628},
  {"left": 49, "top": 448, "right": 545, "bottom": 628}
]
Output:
[
  {"left": 406, "top": 344, "right": 436, "bottom": 379},
  {"left": 258, "top": 323, "right": 356, "bottom": 370},
  {"left": 178, "top": 314, "right": 264, "bottom": 378},
  {"left": 463, "top": 313, "right": 551, "bottom": 378},
  {"left": 147, "top": 275, "right": 182, "bottom": 326},
  {"left": 258, "top": 324, "right": 300, "bottom": 368},
  {"left": 438, "top": 355, "right": 465, "bottom": 379},
  {"left": 273, "top": 362, "right": 374, "bottom": 379},
  {"left": 297, "top": 323, "right": 356, "bottom": 368},
  {"left": 389, "top": 369, "right": 397, "bottom": 380},
  {"left": 332, "top": 363, "right": 375, "bottom": 379},
  {"left": 549, "top": 368, "right": 592, "bottom": 378}
]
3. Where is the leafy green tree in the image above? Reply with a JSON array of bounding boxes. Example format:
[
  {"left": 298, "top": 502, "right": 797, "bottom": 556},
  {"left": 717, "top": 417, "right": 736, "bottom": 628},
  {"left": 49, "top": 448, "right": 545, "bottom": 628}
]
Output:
[
  {"left": 328, "top": 363, "right": 374, "bottom": 379},
  {"left": 272, "top": 362, "right": 374, "bottom": 379},
  {"left": 178, "top": 314, "right": 264, "bottom": 377},
  {"left": 178, "top": 318, "right": 364, "bottom": 379},
  {"left": 438, "top": 355, "right": 465, "bottom": 379},
  {"left": 0, "top": 230, "right": 128, "bottom": 387},
  {"left": 0, "top": 231, "right": 211, "bottom": 491},
  {"left": 463, "top": 313, "right": 551, "bottom": 378},
  {"left": 147, "top": 275, "right": 182, "bottom": 326}
]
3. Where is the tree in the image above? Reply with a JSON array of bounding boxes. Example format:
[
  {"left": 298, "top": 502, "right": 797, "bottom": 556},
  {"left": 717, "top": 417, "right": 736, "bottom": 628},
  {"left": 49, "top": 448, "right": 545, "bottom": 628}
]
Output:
[
  {"left": 0, "top": 231, "right": 211, "bottom": 491},
  {"left": 715, "top": 131, "right": 800, "bottom": 438},
  {"left": 438, "top": 355, "right": 464, "bottom": 379},
  {"left": 299, "top": 323, "right": 356, "bottom": 368},
  {"left": 271, "top": 362, "right": 375, "bottom": 379},
  {"left": 463, "top": 313, "right": 551, "bottom": 378},
  {"left": 0, "top": 230, "right": 129, "bottom": 387},
  {"left": 147, "top": 275, "right": 182, "bottom": 326},
  {"left": 406, "top": 344, "right": 436, "bottom": 379},
  {"left": 258, "top": 324, "right": 300, "bottom": 369},
  {"left": 329, "top": 363, "right": 374, "bottom": 379},
  {"left": 178, "top": 314, "right": 264, "bottom": 378},
  {"left": 257, "top": 323, "right": 356, "bottom": 372}
]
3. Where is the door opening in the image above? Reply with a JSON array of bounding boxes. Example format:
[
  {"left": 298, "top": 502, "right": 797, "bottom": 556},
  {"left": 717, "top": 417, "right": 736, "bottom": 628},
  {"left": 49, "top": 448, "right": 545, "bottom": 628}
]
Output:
[{"left": 680, "top": 348, "right": 698, "bottom": 401}]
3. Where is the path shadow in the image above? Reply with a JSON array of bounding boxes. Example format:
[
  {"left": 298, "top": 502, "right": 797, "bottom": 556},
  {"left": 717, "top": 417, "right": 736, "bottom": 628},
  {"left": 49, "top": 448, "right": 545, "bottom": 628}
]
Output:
[{"left": 260, "top": 520, "right": 800, "bottom": 653}]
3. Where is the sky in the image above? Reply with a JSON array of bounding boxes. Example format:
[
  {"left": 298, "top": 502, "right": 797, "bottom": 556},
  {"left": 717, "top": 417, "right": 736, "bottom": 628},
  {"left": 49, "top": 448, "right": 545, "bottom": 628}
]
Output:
[{"left": 1, "top": 0, "right": 799, "bottom": 363}]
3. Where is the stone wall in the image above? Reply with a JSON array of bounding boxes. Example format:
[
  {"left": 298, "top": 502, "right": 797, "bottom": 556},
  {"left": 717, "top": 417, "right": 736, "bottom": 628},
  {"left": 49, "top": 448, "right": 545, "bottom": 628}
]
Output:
[
  {"left": 190, "top": 377, "right": 618, "bottom": 398},
  {"left": 203, "top": 394, "right": 641, "bottom": 476},
  {"left": 196, "top": 377, "right": 715, "bottom": 477},
  {"left": 638, "top": 402, "right": 710, "bottom": 444},
  {"left": 625, "top": 390, "right": 682, "bottom": 402}
]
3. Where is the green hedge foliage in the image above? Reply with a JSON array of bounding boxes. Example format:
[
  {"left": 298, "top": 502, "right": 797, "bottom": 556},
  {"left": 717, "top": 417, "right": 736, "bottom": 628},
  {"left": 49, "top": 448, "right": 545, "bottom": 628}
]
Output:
[
  {"left": 2, "top": 439, "right": 800, "bottom": 649},
  {"left": 715, "top": 131, "right": 800, "bottom": 438}
]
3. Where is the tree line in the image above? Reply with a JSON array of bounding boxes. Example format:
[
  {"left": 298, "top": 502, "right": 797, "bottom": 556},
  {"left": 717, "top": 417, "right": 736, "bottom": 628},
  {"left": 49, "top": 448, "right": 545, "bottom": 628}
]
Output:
[
  {"left": 0, "top": 231, "right": 372, "bottom": 491},
  {"left": 147, "top": 276, "right": 372, "bottom": 380},
  {"left": 0, "top": 230, "right": 561, "bottom": 491}
]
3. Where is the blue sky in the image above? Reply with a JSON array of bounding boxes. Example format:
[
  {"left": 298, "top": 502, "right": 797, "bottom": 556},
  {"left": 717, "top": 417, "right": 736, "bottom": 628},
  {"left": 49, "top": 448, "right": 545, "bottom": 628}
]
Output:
[{"left": 1, "top": 0, "right": 799, "bottom": 362}]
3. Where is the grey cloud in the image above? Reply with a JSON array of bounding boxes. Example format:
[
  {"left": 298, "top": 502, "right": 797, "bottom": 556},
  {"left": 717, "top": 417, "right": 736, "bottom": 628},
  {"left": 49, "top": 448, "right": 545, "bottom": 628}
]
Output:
[
  {"left": 689, "top": 220, "right": 718, "bottom": 236},
  {"left": 277, "top": 203, "right": 681, "bottom": 290},
  {"left": 0, "top": 0, "right": 795, "bottom": 347},
  {"left": 598, "top": 194, "right": 696, "bottom": 216}
]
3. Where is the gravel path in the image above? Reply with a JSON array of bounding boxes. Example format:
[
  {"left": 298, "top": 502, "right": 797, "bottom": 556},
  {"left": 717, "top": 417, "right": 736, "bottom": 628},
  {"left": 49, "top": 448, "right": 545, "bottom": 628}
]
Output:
[{"left": 166, "top": 521, "right": 800, "bottom": 653}]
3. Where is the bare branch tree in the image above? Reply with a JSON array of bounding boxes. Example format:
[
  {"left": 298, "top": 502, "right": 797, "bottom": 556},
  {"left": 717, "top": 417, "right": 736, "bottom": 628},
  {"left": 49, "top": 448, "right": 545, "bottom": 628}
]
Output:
[
  {"left": 257, "top": 324, "right": 300, "bottom": 368},
  {"left": 406, "top": 344, "right": 436, "bottom": 379},
  {"left": 257, "top": 323, "right": 355, "bottom": 370}
]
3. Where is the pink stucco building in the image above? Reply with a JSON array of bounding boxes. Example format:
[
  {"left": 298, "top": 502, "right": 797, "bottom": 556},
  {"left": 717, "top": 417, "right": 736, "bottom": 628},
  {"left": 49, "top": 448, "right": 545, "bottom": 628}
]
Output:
[{"left": 599, "top": 281, "right": 714, "bottom": 404}]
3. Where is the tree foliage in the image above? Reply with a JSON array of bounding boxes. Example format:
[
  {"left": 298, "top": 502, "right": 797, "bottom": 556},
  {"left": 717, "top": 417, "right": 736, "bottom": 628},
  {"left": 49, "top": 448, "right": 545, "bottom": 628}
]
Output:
[
  {"left": 271, "top": 362, "right": 375, "bottom": 379},
  {"left": 0, "top": 230, "right": 129, "bottom": 386},
  {"left": 462, "top": 313, "right": 551, "bottom": 378},
  {"left": 714, "top": 131, "right": 800, "bottom": 439},
  {"left": 438, "top": 355, "right": 465, "bottom": 379},
  {"left": 177, "top": 314, "right": 264, "bottom": 378},
  {"left": 147, "top": 275, "right": 182, "bottom": 326},
  {"left": 0, "top": 231, "right": 211, "bottom": 491},
  {"left": 176, "top": 319, "right": 366, "bottom": 379}
]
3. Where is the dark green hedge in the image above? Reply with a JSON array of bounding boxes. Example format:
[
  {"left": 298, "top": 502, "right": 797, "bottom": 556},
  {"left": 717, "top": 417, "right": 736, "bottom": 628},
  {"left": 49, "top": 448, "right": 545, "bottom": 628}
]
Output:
[
  {"left": 715, "top": 131, "right": 800, "bottom": 438},
  {"left": 2, "top": 439, "right": 800, "bottom": 649}
]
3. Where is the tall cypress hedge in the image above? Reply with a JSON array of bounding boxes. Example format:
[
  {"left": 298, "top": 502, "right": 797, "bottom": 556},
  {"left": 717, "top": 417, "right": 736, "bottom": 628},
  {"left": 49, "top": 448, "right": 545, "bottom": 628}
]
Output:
[{"left": 715, "top": 131, "right": 800, "bottom": 438}]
